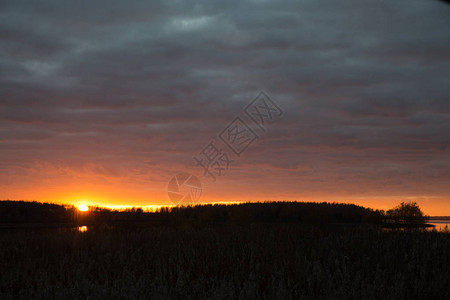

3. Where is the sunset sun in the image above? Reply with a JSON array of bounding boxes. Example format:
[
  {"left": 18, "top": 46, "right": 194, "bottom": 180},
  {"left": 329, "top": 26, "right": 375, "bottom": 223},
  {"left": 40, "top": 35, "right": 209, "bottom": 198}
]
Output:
[{"left": 78, "top": 204, "right": 89, "bottom": 212}]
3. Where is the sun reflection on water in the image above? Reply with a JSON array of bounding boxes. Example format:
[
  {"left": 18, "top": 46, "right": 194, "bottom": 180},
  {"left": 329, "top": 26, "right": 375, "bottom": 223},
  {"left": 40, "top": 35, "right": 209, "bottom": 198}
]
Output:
[{"left": 78, "top": 226, "right": 88, "bottom": 232}]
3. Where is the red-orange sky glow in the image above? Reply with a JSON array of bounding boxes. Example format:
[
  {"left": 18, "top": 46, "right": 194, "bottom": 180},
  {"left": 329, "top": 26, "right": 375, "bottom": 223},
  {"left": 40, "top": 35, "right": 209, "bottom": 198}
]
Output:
[{"left": 2, "top": 158, "right": 449, "bottom": 215}]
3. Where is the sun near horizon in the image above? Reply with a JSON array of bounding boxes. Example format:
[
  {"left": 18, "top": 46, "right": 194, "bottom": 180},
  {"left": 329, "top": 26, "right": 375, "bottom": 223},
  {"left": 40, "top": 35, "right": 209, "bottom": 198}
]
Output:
[{"left": 77, "top": 204, "right": 89, "bottom": 212}]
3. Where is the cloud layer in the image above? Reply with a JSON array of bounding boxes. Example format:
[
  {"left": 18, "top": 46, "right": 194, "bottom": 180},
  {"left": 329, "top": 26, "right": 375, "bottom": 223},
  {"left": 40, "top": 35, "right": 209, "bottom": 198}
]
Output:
[{"left": 1, "top": 0, "right": 449, "bottom": 213}]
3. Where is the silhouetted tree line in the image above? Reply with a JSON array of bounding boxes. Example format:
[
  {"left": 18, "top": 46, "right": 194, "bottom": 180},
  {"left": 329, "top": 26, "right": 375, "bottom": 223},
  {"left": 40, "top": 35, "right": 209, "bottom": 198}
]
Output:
[
  {"left": 0, "top": 200, "right": 384, "bottom": 227},
  {"left": 0, "top": 201, "right": 77, "bottom": 224},
  {"left": 0, "top": 201, "right": 147, "bottom": 225},
  {"left": 156, "top": 202, "right": 384, "bottom": 226},
  {"left": 383, "top": 201, "right": 429, "bottom": 228}
]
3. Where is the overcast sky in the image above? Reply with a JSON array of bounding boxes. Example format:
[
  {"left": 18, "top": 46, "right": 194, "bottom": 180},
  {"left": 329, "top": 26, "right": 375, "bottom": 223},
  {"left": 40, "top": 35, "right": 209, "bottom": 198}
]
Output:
[{"left": 1, "top": 0, "right": 449, "bottom": 213}]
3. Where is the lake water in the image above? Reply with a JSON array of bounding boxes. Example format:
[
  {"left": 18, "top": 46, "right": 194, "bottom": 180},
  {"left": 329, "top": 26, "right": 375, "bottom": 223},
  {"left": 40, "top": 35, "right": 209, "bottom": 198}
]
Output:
[
  {"left": 1, "top": 222, "right": 449, "bottom": 233},
  {"left": 428, "top": 221, "right": 450, "bottom": 232}
]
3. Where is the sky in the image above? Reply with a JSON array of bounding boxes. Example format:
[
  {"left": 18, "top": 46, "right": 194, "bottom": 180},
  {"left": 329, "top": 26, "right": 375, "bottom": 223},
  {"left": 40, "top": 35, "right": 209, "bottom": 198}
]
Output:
[{"left": 1, "top": 0, "right": 449, "bottom": 215}]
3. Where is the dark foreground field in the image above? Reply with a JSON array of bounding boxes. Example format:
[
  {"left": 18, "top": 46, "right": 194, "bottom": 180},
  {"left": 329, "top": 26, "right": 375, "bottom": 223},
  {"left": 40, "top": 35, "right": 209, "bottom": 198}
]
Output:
[{"left": 1, "top": 223, "right": 449, "bottom": 299}]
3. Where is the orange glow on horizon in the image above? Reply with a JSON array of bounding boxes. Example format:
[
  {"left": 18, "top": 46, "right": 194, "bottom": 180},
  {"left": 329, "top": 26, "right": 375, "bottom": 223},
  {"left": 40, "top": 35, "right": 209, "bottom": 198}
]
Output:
[
  {"left": 3, "top": 184, "right": 449, "bottom": 216},
  {"left": 45, "top": 197, "right": 450, "bottom": 216},
  {"left": 2, "top": 161, "right": 447, "bottom": 215}
]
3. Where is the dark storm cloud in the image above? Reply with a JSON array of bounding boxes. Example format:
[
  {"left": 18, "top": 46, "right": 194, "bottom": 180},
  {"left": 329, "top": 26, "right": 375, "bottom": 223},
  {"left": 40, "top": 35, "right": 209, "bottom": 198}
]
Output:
[{"left": 1, "top": 0, "right": 449, "bottom": 200}]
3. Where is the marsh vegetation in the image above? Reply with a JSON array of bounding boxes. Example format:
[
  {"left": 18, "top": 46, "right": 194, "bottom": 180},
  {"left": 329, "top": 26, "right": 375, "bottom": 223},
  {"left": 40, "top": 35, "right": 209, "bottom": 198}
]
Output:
[{"left": 0, "top": 201, "right": 448, "bottom": 299}]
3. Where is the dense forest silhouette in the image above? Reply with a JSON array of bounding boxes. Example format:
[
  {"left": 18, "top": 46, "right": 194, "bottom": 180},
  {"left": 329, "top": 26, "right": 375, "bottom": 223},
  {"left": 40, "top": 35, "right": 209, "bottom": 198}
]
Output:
[
  {"left": 1, "top": 200, "right": 432, "bottom": 229},
  {"left": 0, "top": 200, "right": 385, "bottom": 227}
]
